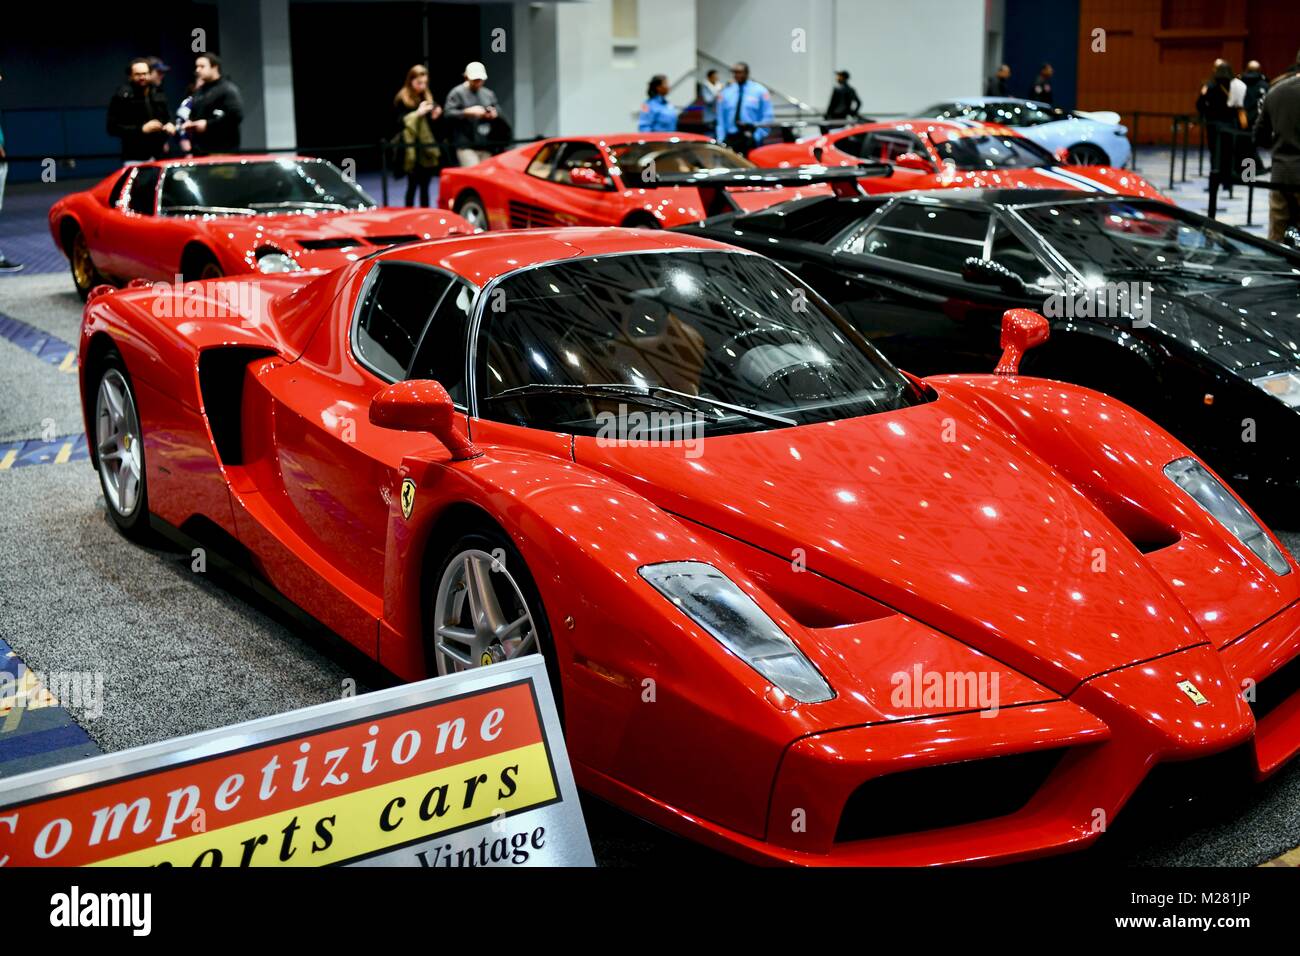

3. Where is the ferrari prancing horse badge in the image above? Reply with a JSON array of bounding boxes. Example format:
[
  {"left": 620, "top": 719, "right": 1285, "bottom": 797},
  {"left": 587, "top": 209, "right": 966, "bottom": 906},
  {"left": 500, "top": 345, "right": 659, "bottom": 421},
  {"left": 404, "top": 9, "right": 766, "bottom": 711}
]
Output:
[{"left": 400, "top": 478, "right": 416, "bottom": 520}]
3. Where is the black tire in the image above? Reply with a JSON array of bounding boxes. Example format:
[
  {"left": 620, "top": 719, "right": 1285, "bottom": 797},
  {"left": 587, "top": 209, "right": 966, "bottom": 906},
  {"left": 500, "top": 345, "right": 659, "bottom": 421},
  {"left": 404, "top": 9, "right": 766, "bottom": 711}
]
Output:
[
  {"left": 1064, "top": 143, "right": 1109, "bottom": 166},
  {"left": 453, "top": 192, "right": 489, "bottom": 231},
  {"left": 423, "top": 523, "right": 563, "bottom": 717},
  {"left": 68, "top": 225, "right": 104, "bottom": 300},
  {"left": 91, "top": 352, "right": 156, "bottom": 543},
  {"left": 182, "top": 247, "right": 223, "bottom": 282}
]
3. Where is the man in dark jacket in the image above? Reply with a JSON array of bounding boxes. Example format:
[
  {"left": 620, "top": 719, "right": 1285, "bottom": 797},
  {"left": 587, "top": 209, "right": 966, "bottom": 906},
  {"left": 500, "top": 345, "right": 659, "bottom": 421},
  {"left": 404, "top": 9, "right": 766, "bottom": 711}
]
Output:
[
  {"left": 1031, "top": 64, "right": 1054, "bottom": 104},
  {"left": 985, "top": 64, "right": 1011, "bottom": 97},
  {"left": 1256, "top": 53, "right": 1300, "bottom": 242},
  {"left": 106, "top": 58, "right": 174, "bottom": 161},
  {"left": 825, "top": 70, "right": 861, "bottom": 121},
  {"left": 183, "top": 53, "right": 244, "bottom": 155},
  {"left": 1241, "top": 60, "right": 1269, "bottom": 128}
]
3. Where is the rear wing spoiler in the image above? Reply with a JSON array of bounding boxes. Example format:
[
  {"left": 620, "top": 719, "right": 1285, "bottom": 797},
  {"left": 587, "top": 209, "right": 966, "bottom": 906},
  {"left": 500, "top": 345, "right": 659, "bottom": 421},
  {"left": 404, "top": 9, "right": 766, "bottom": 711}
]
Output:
[{"left": 630, "top": 164, "right": 891, "bottom": 218}]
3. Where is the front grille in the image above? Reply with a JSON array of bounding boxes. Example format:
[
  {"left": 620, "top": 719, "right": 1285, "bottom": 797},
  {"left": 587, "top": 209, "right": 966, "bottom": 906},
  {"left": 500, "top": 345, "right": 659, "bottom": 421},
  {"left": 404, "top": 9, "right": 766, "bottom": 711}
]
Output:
[
  {"left": 1249, "top": 653, "right": 1300, "bottom": 722},
  {"left": 296, "top": 237, "right": 362, "bottom": 250},
  {"left": 507, "top": 200, "right": 560, "bottom": 229},
  {"left": 834, "top": 747, "right": 1066, "bottom": 842}
]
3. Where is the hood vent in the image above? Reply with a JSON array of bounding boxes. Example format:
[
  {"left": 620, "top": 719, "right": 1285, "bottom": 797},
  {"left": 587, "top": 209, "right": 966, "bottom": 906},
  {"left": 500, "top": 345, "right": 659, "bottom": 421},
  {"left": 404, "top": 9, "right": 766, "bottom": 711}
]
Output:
[
  {"left": 366, "top": 233, "right": 422, "bottom": 247},
  {"left": 296, "top": 237, "right": 363, "bottom": 250}
]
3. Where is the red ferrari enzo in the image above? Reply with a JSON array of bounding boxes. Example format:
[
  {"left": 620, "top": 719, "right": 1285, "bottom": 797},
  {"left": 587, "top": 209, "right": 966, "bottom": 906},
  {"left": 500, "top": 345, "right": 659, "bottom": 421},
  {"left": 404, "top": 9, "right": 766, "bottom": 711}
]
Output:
[
  {"left": 49, "top": 155, "right": 473, "bottom": 298},
  {"left": 79, "top": 227, "right": 1300, "bottom": 865},
  {"left": 750, "top": 119, "right": 1167, "bottom": 200},
  {"left": 437, "top": 132, "right": 835, "bottom": 230}
]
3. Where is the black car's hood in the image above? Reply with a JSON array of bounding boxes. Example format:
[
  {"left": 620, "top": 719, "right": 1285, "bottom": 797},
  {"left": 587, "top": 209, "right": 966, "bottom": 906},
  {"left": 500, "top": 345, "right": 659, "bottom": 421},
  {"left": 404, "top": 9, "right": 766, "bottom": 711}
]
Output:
[{"left": 1150, "top": 278, "right": 1300, "bottom": 374}]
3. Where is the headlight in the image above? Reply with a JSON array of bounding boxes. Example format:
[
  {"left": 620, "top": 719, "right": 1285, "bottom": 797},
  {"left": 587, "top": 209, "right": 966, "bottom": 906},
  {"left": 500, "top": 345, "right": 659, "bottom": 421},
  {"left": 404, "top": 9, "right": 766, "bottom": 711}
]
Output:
[
  {"left": 1164, "top": 457, "right": 1290, "bottom": 575},
  {"left": 1250, "top": 370, "right": 1300, "bottom": 407},
  {"left": 256, "top": 251, "right": 300, "bottom": 274},
  {"left": 639, "top": 561, "right": 833, "bottom": 703}
]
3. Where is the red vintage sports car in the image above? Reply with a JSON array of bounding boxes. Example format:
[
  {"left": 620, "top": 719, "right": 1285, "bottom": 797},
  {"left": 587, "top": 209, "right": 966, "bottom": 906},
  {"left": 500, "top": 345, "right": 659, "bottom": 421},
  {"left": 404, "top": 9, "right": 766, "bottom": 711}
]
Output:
[
  {"left": 77, "top": 228, "right": 1300, "bottom": 865},
  {"left": 750, "top": 119, "right": 1167, "bottom": 200},
  {"left": 49, "top": 155, "right": 473, "bottom": 298},
  {"left": 437, "top": 132, "right": 841, "bottom": 230}
]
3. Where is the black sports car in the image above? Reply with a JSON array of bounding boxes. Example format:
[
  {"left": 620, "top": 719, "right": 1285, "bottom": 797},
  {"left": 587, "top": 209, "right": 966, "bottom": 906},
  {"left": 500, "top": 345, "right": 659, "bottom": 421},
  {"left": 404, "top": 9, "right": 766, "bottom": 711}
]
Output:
[{"left": 679, "top": 189, "right": 1300, "bottom": 510}]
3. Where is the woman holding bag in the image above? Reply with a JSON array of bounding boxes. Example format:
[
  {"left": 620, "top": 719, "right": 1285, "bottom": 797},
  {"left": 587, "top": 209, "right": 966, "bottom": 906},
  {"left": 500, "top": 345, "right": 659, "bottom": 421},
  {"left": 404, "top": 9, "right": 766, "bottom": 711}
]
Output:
[{"left": 392, "top": 65, "right": 442, "bottom": 207}]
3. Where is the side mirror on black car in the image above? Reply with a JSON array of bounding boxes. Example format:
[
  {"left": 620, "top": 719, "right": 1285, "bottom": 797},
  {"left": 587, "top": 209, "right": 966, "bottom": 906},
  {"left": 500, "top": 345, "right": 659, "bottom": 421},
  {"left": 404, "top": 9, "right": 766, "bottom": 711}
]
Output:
[
  {"left": 1283, "top": 226, "right": 1300, "bottom": 251},
  {"left": 961, "top": 256, "right": 1027, "bottom": 296}
]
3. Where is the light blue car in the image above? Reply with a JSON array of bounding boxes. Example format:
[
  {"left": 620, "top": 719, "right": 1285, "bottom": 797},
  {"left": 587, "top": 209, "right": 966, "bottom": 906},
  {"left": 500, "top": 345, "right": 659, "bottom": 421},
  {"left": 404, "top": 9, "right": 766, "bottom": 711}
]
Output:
[{"left": 916, "top": 97, "right": 1132, "bottom": 168}]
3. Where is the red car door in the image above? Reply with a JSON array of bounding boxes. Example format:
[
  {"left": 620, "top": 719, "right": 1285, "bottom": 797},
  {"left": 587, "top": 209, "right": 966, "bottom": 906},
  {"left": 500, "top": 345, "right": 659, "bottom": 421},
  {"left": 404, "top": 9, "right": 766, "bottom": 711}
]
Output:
[
  {"left": 231, "top": 261, "right": 473, "bottom": 655},
  {"left": 94, "top": 165, "right": 164, "bottom": 279},
  {"left": 514, "top": 141, "right": 622, "bottom": 226}
]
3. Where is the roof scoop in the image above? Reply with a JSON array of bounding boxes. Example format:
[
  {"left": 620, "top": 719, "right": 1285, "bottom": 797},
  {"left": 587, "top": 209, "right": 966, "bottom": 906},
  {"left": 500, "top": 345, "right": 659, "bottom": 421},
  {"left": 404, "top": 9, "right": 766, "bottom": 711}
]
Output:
[{"left": 994, "top": 309, "right": 1050, "bottom": 375}]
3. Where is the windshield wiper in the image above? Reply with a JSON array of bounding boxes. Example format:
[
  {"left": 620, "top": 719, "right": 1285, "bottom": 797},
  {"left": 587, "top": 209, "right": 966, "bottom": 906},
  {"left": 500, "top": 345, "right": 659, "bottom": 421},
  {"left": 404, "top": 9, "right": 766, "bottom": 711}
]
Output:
[
  {"left": 248, "top": 200, "right": 351, "bottom": 211},
  {"left": 1104, "top": 264, "right": 1244, "bottom": 284},
  {"left": 162, "top": 204, "right": 255, "bottom": 216},
  {"left": 484, "top": 382, "right": 796, "bottom": 427}
]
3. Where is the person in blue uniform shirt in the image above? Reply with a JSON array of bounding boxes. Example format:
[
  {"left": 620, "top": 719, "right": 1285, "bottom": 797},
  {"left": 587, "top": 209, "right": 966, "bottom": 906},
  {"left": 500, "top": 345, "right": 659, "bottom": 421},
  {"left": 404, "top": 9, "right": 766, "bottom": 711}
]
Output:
[
  {"left": 638, "top": 75, "right": 678, "bottom": 132},
  {"left": 716, "top": 61, "right": 773, "bottom": 155}
]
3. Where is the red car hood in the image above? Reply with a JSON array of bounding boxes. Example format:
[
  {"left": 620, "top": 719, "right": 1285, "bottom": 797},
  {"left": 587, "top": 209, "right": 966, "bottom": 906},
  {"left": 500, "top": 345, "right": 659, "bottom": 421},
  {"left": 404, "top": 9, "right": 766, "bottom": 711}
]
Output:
[
  {"left": 575, "top": 391, "right": 1206, "bottom": 693},
  {"left": 201, "top": 206, "right": 472, "bottom": 271},
  {"left": 917, "top": 164, "right": 1166, "bottom": 200}
]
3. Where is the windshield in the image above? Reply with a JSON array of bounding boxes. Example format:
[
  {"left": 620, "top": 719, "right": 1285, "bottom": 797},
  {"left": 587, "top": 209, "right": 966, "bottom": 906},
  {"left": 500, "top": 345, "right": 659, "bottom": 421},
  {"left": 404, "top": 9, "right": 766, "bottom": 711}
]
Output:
[
  {"left": 159, "top": 159, "right": 375, "bottom": 215},
  {"left": 932, "top": 133, "right": 1054, "bottom": 170},
  {"left": 479, "top": 251, "right": 923, "bottom": 438},
  {"left": 609, "top": 141, "right": 755, "bottom": 181},
  {"left": 1017, "top": 200, "right": 1300, "bottom": 281}
]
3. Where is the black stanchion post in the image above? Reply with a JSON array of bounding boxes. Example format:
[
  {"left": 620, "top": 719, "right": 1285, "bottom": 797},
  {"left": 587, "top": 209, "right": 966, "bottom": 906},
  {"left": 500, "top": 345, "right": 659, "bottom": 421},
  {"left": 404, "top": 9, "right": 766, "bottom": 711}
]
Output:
[
  {"left": 1207, "top": 169, "right": 1220, "bottom": 218},
  {"left": 378, "top": 140, "right": 390, "bottom": 206},
  {"left": 1130, "top": 111, "right": 1140, "bottom": 170},
  {"left": 1168, "top": 117, "right": 1177, "bottom": 191},
  {"left": 1247, "top": 181, "right": 1254, "bottom": 226},
  {"left": 1198, "top": 121, "right": 1205, "bottom": 176},
  {"left": 1181, "top": 116, "right": 1190, "bottom": 182}
]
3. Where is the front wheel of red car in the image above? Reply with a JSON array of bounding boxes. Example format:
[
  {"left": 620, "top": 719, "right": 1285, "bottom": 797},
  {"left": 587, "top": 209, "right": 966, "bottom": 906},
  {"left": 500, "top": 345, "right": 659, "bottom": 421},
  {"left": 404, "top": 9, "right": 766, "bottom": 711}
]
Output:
[
  {"left": 453, "top": 192, "right": 489, "bottom": 231},
  {"left": 426, "top": 525, "right": 562, "bottom": 709},
  {"left": 93, "top": 356, "right": 154, "bottom": 542}
]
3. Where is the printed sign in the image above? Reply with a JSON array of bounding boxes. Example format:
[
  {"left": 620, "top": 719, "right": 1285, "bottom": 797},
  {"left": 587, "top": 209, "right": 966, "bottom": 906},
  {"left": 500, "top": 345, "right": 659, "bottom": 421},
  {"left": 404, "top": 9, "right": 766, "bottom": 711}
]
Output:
[{"left": 0, "top": 657, "right": 593, "bottom": 867}]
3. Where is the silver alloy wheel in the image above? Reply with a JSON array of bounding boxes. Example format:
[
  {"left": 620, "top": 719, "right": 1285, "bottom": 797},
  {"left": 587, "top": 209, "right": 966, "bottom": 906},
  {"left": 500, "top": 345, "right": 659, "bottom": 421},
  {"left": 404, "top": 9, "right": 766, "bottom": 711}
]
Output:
[
  {"left": 95, "top": 368, "right": 144, "bottom": 517},
  {"left": 1065, "top": 143, "right": 1107, "bottom": 166},
  {"left": 457, "top": 198, "right": 488, "bottom": 231},
  {"left": 433, "top": 548, "right": 537, "bottom": 675}
]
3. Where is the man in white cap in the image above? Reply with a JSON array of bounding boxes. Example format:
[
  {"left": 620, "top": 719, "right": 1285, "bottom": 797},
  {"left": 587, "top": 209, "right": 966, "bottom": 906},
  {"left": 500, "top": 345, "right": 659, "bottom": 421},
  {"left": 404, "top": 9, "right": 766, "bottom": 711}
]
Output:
[{"left": 445, "top": 61, "right": 501, "bottom": 166}]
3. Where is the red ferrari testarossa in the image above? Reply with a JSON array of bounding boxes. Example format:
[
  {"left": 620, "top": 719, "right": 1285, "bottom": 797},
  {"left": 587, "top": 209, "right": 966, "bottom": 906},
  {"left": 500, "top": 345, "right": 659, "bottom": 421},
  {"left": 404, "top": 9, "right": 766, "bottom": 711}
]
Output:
[
  {"left": 49, "top": 155, "right": 473, "bottom": 297},
  {"left": 76, "top": 226, "right": 1300, "bottom": 864}
]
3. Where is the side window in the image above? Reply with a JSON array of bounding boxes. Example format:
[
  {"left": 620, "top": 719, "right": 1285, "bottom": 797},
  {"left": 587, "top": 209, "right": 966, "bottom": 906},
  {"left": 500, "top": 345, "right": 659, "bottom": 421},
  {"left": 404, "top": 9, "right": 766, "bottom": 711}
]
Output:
[
  {"left": 407, "top": 279, "right": 474, "bottom": 405},
  {"left": 865, "top": 132, "right": 928, "bottom": 164},
  {"left": 525, "top": 142, "right": 562, "bottom": 180},
  {"left": 108, "top": 170, "right": 131, "bottom": 208},
  {"left": 989, "top": 223, "right": 1053, "bottom": 287},
  {"left": 840, "top": 203, "right": 990, "bottom": 274},
  {"left": 127, "top": 167, "right": 160, "bottom": 215},
  {"left": 353, "top": 264, "right": 452, "bottom": 381},
  {"left": 835, "top": 133, "right": 869, "bottom": 159},
  {"left": 553, "top": 143, "right": 612, "bottom": 189}
]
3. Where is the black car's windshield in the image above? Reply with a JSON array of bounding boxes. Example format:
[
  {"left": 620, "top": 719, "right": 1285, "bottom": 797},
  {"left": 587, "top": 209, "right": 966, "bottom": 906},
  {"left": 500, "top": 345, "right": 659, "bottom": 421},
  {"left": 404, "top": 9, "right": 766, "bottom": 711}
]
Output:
[
  {"left": 933, "top": 132, "right": 1054, "bottom": 170},
  {"left": 1017, "top": 200, "right": 1300, "bottom": 281},
  {"left": 159, "top": 159, "right": 375, "bottom": 215},
  {"left": 609, "top": 141, "right": 755, "bottom": 181},
  {"left": 479, "top": 251, "right": 923, "bottom": 438}
]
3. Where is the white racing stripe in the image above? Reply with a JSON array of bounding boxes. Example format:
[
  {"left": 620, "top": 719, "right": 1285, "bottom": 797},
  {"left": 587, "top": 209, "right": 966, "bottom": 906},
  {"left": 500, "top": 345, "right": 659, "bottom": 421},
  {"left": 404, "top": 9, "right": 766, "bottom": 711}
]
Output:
[{"left": 1039, "top": 166, "right": 1118, "bottom": 193}]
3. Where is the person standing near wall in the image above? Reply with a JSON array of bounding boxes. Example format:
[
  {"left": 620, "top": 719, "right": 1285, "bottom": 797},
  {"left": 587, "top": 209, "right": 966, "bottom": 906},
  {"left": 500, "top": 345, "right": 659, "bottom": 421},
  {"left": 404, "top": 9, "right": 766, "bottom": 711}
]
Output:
[
  {"left": 1031, "top": 64, "right": 1054, "bottom": 104},
  {"left": 184, "top": 53, "right": 244, "bottom": 156},
  {"left": 106, "top": 58, "right": 174, "bottom": 162},
  {"left": 445, "top": 62, "right": 500, "bottom": 167},
  {"left": 716, "top": 62, "right": 773, "bottom": 155},
  {"left": 825, "top": 70, "right": 860, "bottom": 122},
  {"left": 638, "top": 75, "right": 678, "bottom": 133},
  {"left": 393, "top": 65, "right": 442, "bottom": 207},
  {"left": 1255, "top": 51, "right": 1300, "bottom": 242},
  {"left": 985, "top": 64, "right": 1011, "bottom": 97},
  {"left": 1241, "top": 60, "right": 1269, "bottom": 130},
  {"left": 0, "top": 66, "right": 21, "bottom": 273}
]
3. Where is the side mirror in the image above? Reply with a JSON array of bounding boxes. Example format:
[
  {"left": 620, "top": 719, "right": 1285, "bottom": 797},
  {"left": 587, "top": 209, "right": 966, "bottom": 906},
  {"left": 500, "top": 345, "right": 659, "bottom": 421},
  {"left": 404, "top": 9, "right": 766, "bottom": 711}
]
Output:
[
  {"left": 994, "top": 309, "right": 1050, "bottom": 376},
  {"left": 1054, "top": 146, "right": 1072, "bottom": 164},
  {"left": 894, "top": 152, "right": 934, "bottom": 173},
  {"left": 568, "top": 166, "right": 607, "bottom": 188},
  {"left": 1283, "top": 226, "right": 1300, "bottom": 251},
  {"left": 961, "top": 256, "right": 1026, "bottom": 295},
  {"left": 812, "top": 145, "right": 824, "bottom": 163},
  {"left": 369, "top": 380, "right": 482, "bottom": 461}
]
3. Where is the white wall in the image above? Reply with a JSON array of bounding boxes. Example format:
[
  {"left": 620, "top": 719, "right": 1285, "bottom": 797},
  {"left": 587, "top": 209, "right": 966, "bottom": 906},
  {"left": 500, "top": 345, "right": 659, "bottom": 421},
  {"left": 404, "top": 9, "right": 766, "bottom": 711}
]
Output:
[
  {"left": 697, "top": 0, "right": 987, "bottom": 116},
  {"left": 522, "top": 0, "right": 697, "bottom": 136}
]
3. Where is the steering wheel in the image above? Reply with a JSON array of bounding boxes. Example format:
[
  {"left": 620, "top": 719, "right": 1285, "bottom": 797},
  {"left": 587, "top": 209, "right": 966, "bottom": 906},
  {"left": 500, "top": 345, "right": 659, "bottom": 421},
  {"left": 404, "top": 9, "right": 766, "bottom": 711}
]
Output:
[{"left": 715, "top": 324, "right": 835, "bottom": 397}]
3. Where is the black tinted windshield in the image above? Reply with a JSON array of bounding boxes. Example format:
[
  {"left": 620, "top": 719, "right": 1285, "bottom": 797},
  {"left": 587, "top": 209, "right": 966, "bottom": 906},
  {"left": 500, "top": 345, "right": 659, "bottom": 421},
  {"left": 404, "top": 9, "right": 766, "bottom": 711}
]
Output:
[
  {"left": 1017, "top": 200, "right": 1300, "bottom": 280},
  {"left": 610, "top": 141, "right": 754, "bottom": 181},
  {"left": 479, "top": 251, "right": 923, "bottom": 437},
  {"left": 933, "top": 133, "right": 1053, "bottom": 170},
  {"left": 160, "top": 159, "right": 375, "bottom": 214}
]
